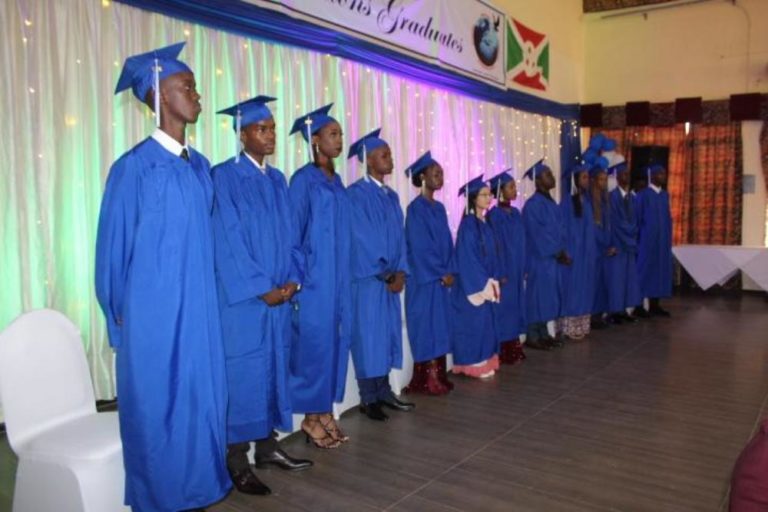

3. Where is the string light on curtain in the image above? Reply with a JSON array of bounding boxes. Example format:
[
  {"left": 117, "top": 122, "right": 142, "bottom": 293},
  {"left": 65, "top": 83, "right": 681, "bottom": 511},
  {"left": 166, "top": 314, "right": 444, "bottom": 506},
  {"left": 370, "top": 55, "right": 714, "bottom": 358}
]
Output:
[{"left": 1, "top": 0, "right": 564, "bottom": 400}]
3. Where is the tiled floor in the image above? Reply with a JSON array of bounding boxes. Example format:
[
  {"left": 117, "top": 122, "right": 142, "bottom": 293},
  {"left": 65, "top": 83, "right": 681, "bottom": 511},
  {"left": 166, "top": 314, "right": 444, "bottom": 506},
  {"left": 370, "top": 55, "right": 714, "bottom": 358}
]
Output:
[{"left": 2, "top": 294, "right": 766, "bottom": 511}]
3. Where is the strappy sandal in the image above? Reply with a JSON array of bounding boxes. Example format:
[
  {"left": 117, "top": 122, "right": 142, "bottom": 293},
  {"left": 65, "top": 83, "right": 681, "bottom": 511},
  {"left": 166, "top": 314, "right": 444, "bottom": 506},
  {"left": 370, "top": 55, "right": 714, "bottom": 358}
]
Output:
[
  {"left": 319, "top": 414, "right": 350, "bottom": 443},
  {"left": 301, "top": 418, "right": 340, "bottom": 449}
]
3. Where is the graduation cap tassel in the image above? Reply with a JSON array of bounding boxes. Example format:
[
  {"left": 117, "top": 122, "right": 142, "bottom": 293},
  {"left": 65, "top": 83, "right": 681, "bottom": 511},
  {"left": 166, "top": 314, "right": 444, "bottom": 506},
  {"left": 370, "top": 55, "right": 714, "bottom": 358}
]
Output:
[
  {"left": 305, "top": 118, "right": 313, "bottom": 162},
  {"left": 153, "top": 57, "right": 160, "bottom": 128},
  {"left": 496, "top": 180, "right": 501, "bottom": 201},
  {"left": 465, "top": 188, "right": 469, "bottom": 216},
  {"left": 235, "top": 108, "right": 242, "bottom": 163},
  {"left": 362, "top": 144, "right": 367, "bottom": 176}
]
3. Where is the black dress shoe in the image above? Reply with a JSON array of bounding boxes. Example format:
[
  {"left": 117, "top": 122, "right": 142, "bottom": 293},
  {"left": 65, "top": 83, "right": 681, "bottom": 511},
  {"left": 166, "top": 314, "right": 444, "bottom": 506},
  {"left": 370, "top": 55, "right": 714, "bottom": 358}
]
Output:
[
  {"left": 254, "top": 448, "right": 313, "bottom": 472},
  {"left": 526, "top": 338, "right": 552, "bottom": 350},
  {"left": 608, "top": 314, "right": 625, "bottom": 325},
  {"left": 542, "top": 335, "right": 563, "bottom": 348},
  {"left": 380, "top": 396, "right": 415, "bottom": 412},
  {"left": 620, "top": 312, "right": 639, "bottom": 323},
  {"left": 590, "top": 318, "right": 609, "bottom": 330},
  {"left": 649, "top": 306, "right": 671, "bottom": 317},
  {"left": 633, "top": 307, "right": 651, "bottom": 319},
  {"left": 229, "top": 467, "right": 271, "bottom": 495},
  {"left": 359, "top": 402, "right": 389, "bottom": 421}
]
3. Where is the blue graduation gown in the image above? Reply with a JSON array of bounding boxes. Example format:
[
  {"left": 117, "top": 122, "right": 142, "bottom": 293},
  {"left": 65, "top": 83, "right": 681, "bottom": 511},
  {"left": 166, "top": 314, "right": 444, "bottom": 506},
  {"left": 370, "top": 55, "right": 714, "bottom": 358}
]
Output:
[
  {"left": 487, "top": 205, "right": 526, "bottom": 341},
  {"left": 211, "top": 156, "right": 296, "bottom": 443},
  {"left": 451, "top": 215, "right": 500, "bottom": 365},
  {"left": 559, "top": 193, "right": 597, "bottom": 317},
  {"left": 288, "top": 163, "right": 352, "bottom": 412},
  {"left": 608, "top": 188, "right": 642, "bottom": 311},
  {"left": 405, "top": 195, "right": 455, "bottom": 362},
  {"left": 95, "top": 138, "right": 230, "bottom": 512},
  {"left": 522, "top": 191, "right": 565, "bottom": 325},
  {"left": 348, "top": 176, "right": 408, "bottom": 379},
  {"left": 636, "top": 186, "right": 673, "bottom": 298},
  {"left": 590, "top": 194, "right": 612, "bottom": 314}
]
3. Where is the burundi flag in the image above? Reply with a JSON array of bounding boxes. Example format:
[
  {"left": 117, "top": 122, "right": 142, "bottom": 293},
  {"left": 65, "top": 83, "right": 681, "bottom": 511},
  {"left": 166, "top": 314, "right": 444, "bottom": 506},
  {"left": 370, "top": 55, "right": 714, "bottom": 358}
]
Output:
[{"left": 507, "top": 18, "right": 549, "bottom": 91}]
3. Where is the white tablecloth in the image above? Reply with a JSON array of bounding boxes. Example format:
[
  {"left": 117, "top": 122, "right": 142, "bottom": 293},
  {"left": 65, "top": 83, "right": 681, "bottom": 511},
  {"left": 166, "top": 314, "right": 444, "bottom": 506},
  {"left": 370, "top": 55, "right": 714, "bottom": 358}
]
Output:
[{"left": 672, "top": 245, "right": 768, "bottom": 291}]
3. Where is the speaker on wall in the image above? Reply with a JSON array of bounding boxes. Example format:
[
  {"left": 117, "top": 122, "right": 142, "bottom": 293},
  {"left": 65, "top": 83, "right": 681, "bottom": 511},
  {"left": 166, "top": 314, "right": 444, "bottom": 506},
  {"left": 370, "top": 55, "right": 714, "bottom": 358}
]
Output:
[
  {"left": 730, "top": 93, "right": 762, "bottom": 121},
  {"left": 626, "top": 101, "right": 651, "bottom": 126},
  {"left": 580, "top": 103, "right": 603, "bottom": 127}
]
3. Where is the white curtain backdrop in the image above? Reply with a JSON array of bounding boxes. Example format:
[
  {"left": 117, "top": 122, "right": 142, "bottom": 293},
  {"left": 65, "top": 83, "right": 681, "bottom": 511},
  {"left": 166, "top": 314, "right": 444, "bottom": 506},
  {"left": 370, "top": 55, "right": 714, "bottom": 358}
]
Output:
[{"left": 0, "top": 0, "right": 564, "bottom": 416}]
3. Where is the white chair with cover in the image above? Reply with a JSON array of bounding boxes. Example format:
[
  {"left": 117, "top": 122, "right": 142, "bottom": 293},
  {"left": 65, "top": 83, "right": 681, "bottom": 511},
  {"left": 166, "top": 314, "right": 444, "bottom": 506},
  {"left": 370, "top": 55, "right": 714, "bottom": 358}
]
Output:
[{"left": 0, "top": 309, "right": 128, "bottom": 512}]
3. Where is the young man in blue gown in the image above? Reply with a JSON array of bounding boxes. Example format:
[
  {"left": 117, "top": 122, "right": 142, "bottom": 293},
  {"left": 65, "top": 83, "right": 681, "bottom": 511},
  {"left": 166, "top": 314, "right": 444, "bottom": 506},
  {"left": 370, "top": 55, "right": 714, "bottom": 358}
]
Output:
[
  {"left": 96, "top": 43, "right": 229, "bottom": 512},
  {"left": 211, "top": 96, "right": 312, "bottom": 496},
  {"left": 347, "top": 129, "right": 414, "bottom": 421}
]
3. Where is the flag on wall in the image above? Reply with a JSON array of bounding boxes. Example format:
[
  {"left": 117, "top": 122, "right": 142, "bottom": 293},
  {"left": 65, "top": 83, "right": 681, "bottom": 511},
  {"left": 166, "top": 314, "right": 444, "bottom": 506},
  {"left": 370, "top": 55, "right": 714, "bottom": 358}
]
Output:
[{"left": 507, "top": 18, "right": 549, "bottom": 91}]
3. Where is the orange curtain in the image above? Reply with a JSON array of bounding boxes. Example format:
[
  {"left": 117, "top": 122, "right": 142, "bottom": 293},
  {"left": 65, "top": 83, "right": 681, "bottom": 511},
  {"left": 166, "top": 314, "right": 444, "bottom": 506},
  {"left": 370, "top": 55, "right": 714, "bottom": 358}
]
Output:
[{"left": 596, "top": 124, "right": 742, "bottom": 246}]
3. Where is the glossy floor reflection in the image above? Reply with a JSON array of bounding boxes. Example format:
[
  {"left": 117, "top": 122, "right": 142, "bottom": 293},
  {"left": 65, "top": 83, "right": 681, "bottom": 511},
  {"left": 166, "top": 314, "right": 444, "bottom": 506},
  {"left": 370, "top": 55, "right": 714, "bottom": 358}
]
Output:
[{"left": 1, "top": 294, "right": 766, "bottom": 512}]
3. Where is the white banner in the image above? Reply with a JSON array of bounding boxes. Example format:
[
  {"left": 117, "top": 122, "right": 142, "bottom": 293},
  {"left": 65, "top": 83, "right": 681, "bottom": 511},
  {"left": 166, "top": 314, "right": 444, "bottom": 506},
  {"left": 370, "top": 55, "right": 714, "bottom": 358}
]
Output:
[{"left": 255, "top": 0, "right": 506, "bottom": 86}]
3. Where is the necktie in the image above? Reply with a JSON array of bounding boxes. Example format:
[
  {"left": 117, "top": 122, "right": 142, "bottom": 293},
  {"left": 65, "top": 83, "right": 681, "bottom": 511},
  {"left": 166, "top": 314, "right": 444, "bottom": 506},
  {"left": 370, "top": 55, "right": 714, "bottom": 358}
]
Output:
[
  {"left": 180, "top": 148, "right": 190, "bottom": 161},
  {"left": 624, "top": 193, "right": 631, "bottom": 217}
]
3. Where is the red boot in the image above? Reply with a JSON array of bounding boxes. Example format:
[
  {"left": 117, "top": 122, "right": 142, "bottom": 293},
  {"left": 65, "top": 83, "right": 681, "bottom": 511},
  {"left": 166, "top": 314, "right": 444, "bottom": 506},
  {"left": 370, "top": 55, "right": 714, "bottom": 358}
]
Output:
[
  {"left": 436, "top": 355, "right": 454, "bottom": 391},
  {"left": 424, "top": 359, "right": 450, "bottom": 395},
  {"left": 500, "top": 339, "right": 526, "bottom": 365},
  {"left": 511, "top": 339, "right": 526, "bottom": 363},
  {"left": 404, "top": 361, "right": 429, "bottom": 394}
]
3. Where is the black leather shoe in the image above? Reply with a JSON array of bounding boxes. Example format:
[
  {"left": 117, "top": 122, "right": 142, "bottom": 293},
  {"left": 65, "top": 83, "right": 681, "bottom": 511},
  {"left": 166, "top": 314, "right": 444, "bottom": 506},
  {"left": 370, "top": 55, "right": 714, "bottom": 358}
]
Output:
[
  {"left": 620, "top": 312, "right": 639, "bottom": 323},
  {"left": 543, "top": 335, "right": 564, "bottom": 348},
  {"left": 649, "top": 306, "right": 671, "bottom": 317},
  {"left": 590, "top": 318, "right": 609, "bottom": 330},
  {"left": 254, "top": 448, "right": 313, "bottom": 472},
  {"left": 229, "top": 467, "right": 271, "bottom": 495},
  {"left": 359, "top": 402, "right": 389, "bottom": 421},
  {"left": 633, "top": 307, "right": 651, "bottom": 319},
  {"left": 608, "top": 314, "right": 625, "bottom": 325},
  {"left": 380, "top": 396, "right": 415, "bottom": 412},
  {"left": 526, "top": 338, "right": 552, "bottom": 350}
]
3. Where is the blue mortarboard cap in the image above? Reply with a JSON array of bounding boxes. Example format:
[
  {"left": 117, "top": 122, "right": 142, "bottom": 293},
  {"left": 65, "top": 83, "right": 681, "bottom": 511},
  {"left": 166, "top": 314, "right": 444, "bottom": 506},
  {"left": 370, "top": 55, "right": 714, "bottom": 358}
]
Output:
[
  {"left": 347, "top": 128, "right": 389, "bottom": 162},
  {"left": 589, "top": 156, "right": 610, "bottom": 176},
  {"left": 565, "top": 162, "right": 591, "bottom": 177},
  {"left": 458, "top": 175, "right": 487, "bottom": 197},
  {"left": 602, "top": 138, "right": 617, "bottom": 151},
  {"left": 607, "top": 155, "right": 627, "bottom": 176},
  {"left": 488, "top": 169, "right": 514, "bottom": 197},
  {"left": 114, "top": 42, "right": 191, "bottom": 103},
  {"left": 217, "top": 95, "right": 276, "bottom": 131},
  {"left": 588, "top": 133, "right": 606, "bottom": 151},
  {"left": 582, "top": 149, "right": 599, "bottom": 165},
  {"left": 648, "top": 163, "right": 665, "bottom": 175},
  {"left": 404, "top": 151, "right": 439, "bottom": 178},
  {"left": 289, "top": 104, "right": 337, "bottom": 142},
  {"left": 522, "top": 159, "right": 548, "bottom": 180},
  {"left": 607, "top": 161, "right": 627, "bottom": 176}
]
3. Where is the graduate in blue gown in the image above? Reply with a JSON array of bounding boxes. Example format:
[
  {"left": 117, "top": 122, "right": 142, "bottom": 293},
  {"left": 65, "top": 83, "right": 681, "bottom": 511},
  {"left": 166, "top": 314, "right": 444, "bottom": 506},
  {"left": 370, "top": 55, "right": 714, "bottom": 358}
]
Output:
[
  {"left": 403, "top": 151, "right": 455, "bottom": 396},
  {"left": 346, "top": 129, "right": 415, "bottom": 422},
  {"left": 522, "top": 160, "right": 569, "bottom": 349},
  {"left": 636, "top": 164, "right": 674, "bottom": 316},
  {"left": 606, "top": 160, "right": 642, "bottom": 323},
  {"left": 212, "top": 96, "right": 312, "bottom": 496},
  {"left": 95, "top": 43, "right": 230, "bottom": 511},
  {"left": 288, "top": 104, "right": 352, "bottom": 447},
  {"left": 487, "top": 169, "right": 527, "bottom": 363},
  {"left": 558, "top": 162, "right": 596, "bottom": 340},
  {"left": 451, "top": 176, "right": 502, "bottom": 379},
  {"left": 588, "top": 157, "right": 618, "bottom": 329}
]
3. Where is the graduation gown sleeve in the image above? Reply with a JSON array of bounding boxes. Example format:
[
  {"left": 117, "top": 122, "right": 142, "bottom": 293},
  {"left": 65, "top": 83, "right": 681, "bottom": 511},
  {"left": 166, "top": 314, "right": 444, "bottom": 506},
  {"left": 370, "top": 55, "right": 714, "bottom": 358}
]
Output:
[
  {"left": 211, "top": 168, "right": 274, "bottom": 306},
  {"left": 95, "top": 155, "right": 139, "bottom": 349}
]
